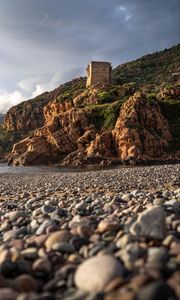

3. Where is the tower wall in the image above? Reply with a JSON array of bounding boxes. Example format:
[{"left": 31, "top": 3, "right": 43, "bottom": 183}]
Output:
[{"left": 86, "top": 62, "right": 112, "bottom": 87}]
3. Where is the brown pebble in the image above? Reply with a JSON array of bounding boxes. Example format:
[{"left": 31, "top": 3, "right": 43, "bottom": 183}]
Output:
[
  {"left": 104, "top": 277, "right": 125, "bottom": 292},
  {"left": 45, "top": 230, "right": 72, "bottom": 250},
  {"left": 0, "top": 288, "right": 17, "bottom": 300},
  {"left": 105, "top": 289, "right": 136, "bottom": 300},
  {"left": 12, "top": 274, "right": 38, "bottom": 292}
]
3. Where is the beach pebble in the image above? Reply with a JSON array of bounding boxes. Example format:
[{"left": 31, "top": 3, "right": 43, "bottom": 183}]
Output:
[
  {"left": 45, "top": 230, "right": 72, "bottom": 250},
  {"left": 130, "top": 207, "right": 166, "bottom": 240},
  {"left": 74, "top": 254, "right": 124, "bottom": 292}
]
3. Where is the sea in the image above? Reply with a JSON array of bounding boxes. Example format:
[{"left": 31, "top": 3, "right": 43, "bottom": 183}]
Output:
[{"left": 0, "top": 162, "right": 118, "bottom": 174}]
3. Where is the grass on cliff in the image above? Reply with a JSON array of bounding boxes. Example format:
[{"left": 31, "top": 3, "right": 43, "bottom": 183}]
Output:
[
  {"left": 0, "top": 125, "right": 26, "bottom": 153},
  {"left": 159, "top": 99, "right": 180, "bottom": 153},
  {"left": 88, "top": 99, "right": 125, "bottom": 130},
  {"left": 56, "top": 80, "right": 86, "bottom": 103},
  {"left": 96, "top": 86, "right": 119, "bottom": 104},
  {"left": 0, "top": 125, "right": 13, "bottom": 152}
]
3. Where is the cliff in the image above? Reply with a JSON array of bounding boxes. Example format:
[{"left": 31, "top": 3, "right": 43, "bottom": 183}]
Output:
[
  {"left": 7, "top": 89, "right": 177, "bottom": 166},
  {"left": 0, "top": 113, "right": 4, "bottom": 124},
  {"left": 112, "top": 92, "right": 172, "bottom": 160},
  {"left": 1, "top": 44, "right": 180, "bottom": 165}
]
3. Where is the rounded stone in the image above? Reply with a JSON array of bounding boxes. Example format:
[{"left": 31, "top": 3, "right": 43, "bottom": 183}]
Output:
[
  {"left": 41, "top": 205, "right": 55, "bottom": 214},
  {"left": 130, "top": 207, "right": 166, "bottom": 240},
  {"left": 153, "top": 198, "right": 165, "bottom": 206},
  {"left": 32, "top": 258, "right": 51, "bottom": 273},
  {"left": 45, "top": 230, "right": 72, "bottom": 250},
  {"left": 137, "top": 280, "right": 177, "bottom": 300},
  {"left": 0, "top": 288, "right": 17, "bottom": 300},
  {"left": 74, "top": 254, "right": 124, "bottom": 292},
  {"left": 12, "top": 274, "right": 38, "bottom": 292},
  {"left": 98, "top": 219, "right": 119, "bottom": 233}
]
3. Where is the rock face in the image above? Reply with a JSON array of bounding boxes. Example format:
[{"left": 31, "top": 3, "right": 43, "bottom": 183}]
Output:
[
  {"left": 112, "top": 92, "right": 172, "bottom": 160},
  {"left": 86, "top": 131, "right": 116, "bottom": 158},
  {"left": 3, "top": 93, "right": 50, "bottom": 132},
  {"left": 3, "top": 77, "right": 86, "bottom": 132},
  {"left": 7, "top": 90, "right": 173, "bottom": 166},
  {"left": 8, "top": 136, "right": 56, "bottom": 166}
]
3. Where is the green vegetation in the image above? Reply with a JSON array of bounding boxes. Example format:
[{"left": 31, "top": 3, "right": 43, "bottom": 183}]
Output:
[
  {"left": 0, "top": 114, "right": 4, "bottom": 124},
  {"left": 113, "top": 44, "right": 180, "bottom": 88},
  {"left": 159, "top": 99, "right": 180, "bottom": 153},
  {"left": 0, "top": 125, "right": 13, "bottom": 152},
  {"left": 89, "top": 99, "right": 125, "bottom": 130},
  {"left": 96, "top": 86, "right": 119, "bottom": 104},
  {"left": 0, "top": 125, "right": 28, "bottom": 153},
  {"left": 57, "top": 78, "right": 86, "bottom": 102}
]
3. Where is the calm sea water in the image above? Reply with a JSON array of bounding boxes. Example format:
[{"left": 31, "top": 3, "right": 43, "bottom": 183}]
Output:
[{"left": 0, "top": 162, "right": 117, "bottom": 174}]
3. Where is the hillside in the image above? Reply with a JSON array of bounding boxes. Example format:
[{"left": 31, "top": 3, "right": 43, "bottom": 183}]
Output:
[
  {"left": 0, "top": 44, "right": 180, "bottom": 165},
  {"left": 0, "top": 113, "right": 4, "bottom": 123},
  {"left": 113, "top": 44, "right": 180, "bottom": 88}
]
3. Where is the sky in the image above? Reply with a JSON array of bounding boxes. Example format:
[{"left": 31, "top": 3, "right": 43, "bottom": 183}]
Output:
[{"left": 0, "top": 0, "right": 179, "bottom": 113}]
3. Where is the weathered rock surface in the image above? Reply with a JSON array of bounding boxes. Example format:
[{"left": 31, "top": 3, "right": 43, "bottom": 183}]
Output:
[
  {"left": 7, "top": 90, "right": 173, "bottom": 166},
  {"left": 112, "top": 92, "right": 172, "bottom": 160}
]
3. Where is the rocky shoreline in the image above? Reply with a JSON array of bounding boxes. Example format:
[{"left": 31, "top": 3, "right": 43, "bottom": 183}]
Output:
[{"left": 0, "top": 164, "right": 179, "bottom": 300}]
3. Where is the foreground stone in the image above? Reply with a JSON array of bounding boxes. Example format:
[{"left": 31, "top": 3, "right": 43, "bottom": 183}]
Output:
[
  {"left": 74, "top": 255, "right": 124, "bottom": 292},
  {"left": 130, "top": 206, "right": 166, "bottom": 240}
]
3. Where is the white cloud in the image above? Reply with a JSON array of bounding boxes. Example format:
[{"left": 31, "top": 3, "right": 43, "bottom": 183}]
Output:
[
  {"left": 0, "top": 72, "right": 72, "bottom": 113},
  {"left": 18, "top": 76, "right": 43, "bottom": 93},
  {"left": 114, "top": 5, "right": 132, "bottom": 22},
  {"left": 40, "top": 14, "right": 67, "bottom": 29},
  {"left": 0, "top": 90, "right": 26, "bottom": 113},
  {"left": 0, "top": 78, "right": 56, "bottom": 113}
]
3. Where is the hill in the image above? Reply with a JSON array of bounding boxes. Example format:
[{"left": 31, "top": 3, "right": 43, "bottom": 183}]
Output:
[
  {"left": 113, "top": 44, "right": 180, "bottom": 88},
  {"left": 0, "top": 113, "right": 4, "bottom": 123},
  {"left": 0, "top": 44, "right": 180, "bottom": 165}
]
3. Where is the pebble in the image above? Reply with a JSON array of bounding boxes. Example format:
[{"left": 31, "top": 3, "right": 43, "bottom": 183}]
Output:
[
  {"left": 74, "top": 254, "right": 124, "bottom": 292},
  {"left": 130, "top": 206, "right": 166, "bottom": 240},
  {"left": 137, "top": 280, "right": 177, "bottom": 300},
  {"left": 0, "top": 288, "right": 17, "bottom": 300},
  {"left": 0, "top": 164, "right": 179, "bottom": 299},
  {"left": 45, "top": 230, "right": 72, "bottom": 250},
  {"left": 12, "top": 274, "right": 38, "bottom": 292}
]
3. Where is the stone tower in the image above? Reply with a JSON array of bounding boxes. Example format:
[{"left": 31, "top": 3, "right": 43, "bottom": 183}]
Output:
[{"left": 86, "top": 61, "right": 112, "bottom": 88}]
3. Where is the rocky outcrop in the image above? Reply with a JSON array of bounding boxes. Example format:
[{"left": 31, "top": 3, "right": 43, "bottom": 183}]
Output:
[
  {"left": 157, "top": 87, "right": 180, "bottom": 100},
  {"left": 86, "top": 132, "right": 116, "bottom": 158},
  {"left": 112, "top": 92, "right": 172, "bottom": 160},
  {"left": 3, "top": 78, "right": 86, "bottom": 132},
  {"left": 3, "top": 93, "right": 50, "bottom": 132},
  {"left": 7, "top": 89, "right": 173, "bottom": 166},
  {"left": 6, "top": 88, "right": 174, "bottom": 166},
  {"left": 8, "top": 136, "right": 56, "bottom": 166},
  {"left": 8, "top": 98, "right": 97, "bottom": 166},
  {"left": 73, "top": 83, "right": 109, "bottom": 106}
]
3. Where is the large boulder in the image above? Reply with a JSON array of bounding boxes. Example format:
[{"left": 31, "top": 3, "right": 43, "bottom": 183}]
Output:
[{"left": 8, "top": 136, "right": 56, "bottom": 166}]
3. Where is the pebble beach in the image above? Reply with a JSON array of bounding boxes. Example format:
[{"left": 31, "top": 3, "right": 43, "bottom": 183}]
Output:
[{"left": 0, "top": 164, "right": 179, "bottom": 300}]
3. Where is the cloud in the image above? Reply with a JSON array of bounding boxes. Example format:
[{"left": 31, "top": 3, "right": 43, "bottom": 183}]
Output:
[
  {"left": 0, "top": 67, "right": 84, "bottom": 113},
  {"left": 0, "top": 0, "right": 179, "bottom": 113},
  {"left": 0, "top": 75, "right": 60, "bottom": 113}
]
